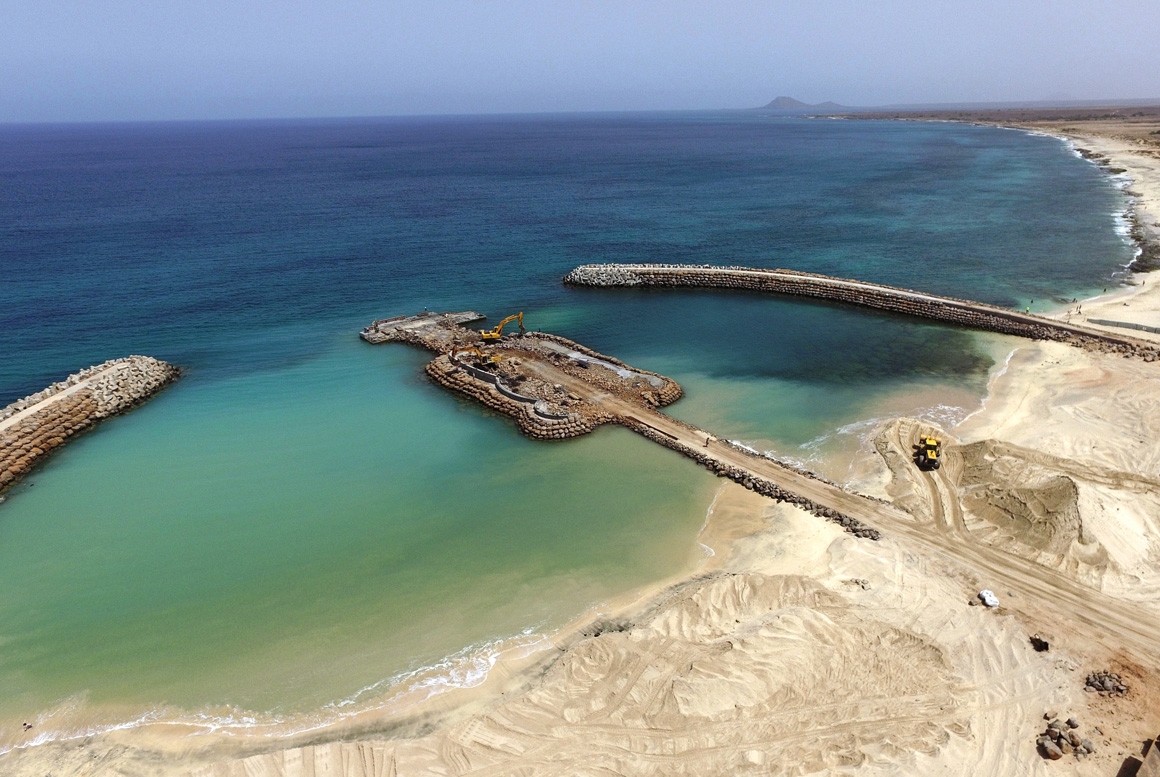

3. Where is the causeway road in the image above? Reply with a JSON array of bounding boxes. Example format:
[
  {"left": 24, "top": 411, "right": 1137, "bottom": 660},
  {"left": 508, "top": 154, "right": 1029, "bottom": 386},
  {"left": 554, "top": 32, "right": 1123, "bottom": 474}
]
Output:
[{"left": 526, "top": 354, "right": 1160, "bottom": 661}]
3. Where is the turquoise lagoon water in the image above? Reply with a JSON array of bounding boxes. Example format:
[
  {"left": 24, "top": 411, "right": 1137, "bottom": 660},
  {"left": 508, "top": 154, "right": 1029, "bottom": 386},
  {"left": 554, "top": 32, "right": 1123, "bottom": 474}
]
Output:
[
  {"left": 0, "top": 114, "right": 1133, "bottom": 743},
  {"left": 0, "top": 340, "right": 717, "bottom": 735}
]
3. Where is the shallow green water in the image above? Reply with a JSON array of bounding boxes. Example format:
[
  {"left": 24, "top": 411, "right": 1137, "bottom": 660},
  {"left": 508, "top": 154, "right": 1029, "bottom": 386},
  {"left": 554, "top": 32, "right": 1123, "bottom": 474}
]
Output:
[{"left": 0, "top": 340, "right": 715, "bottom": 732}]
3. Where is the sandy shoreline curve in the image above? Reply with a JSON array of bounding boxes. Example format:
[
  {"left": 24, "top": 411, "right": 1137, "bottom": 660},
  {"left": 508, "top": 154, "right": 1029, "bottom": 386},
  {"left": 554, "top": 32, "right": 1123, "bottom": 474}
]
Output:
[{"left": 4, "top": 117, "right": 1160, "bottom": 776}]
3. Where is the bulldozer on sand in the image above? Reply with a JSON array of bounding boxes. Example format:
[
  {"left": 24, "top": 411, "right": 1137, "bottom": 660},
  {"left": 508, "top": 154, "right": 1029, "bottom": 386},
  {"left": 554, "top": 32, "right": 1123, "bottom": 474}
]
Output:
[
  {"left": 915, "top": 436, "right": 941, "bottom": 470},
  {"left": 480, "top": 312, "right": 525, "bottom": 342}
]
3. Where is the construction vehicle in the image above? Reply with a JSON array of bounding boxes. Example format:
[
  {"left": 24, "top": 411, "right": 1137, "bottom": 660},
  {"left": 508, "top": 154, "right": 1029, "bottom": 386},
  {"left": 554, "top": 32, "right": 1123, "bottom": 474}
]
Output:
[
  {"left": 480, "top": 312, "right": 525, "bottom": 342},
  {"left": 450, "top": 345, "right": 502, "bottom": 365},
  {"left": 915, "top": 436, "right": 941, "bottom": 470}
]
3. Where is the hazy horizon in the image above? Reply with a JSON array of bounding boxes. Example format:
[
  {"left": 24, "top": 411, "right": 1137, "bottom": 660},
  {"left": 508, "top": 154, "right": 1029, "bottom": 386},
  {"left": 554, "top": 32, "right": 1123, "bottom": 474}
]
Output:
[{"left": 3, "top": 0, "right": 1160, "bottom": 123}]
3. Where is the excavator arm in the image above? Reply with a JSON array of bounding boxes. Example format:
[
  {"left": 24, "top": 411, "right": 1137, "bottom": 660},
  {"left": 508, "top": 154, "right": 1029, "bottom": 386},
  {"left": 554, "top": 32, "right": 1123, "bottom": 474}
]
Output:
[{"left": 480, "top": 312, "right": 525, "bottom": 342}]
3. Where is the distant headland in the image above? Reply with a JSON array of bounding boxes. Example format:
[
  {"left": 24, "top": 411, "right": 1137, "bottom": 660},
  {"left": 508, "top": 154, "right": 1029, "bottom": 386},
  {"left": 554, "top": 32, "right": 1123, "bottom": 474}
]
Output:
[{"left": 757, "top": 96, "right": 850, "bottom": 113}]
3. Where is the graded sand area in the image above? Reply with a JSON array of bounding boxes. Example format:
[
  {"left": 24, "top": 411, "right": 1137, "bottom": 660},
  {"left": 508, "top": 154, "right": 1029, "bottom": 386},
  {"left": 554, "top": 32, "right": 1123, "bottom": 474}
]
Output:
[{"left": 5, "top": 121, "right": 1160, "bottom": 776}]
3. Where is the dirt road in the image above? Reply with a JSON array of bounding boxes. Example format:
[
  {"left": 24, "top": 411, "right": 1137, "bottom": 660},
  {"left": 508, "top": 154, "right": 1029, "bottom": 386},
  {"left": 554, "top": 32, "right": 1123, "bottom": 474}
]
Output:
[{"left": 529, "top": 355, "right": 1160, "bottom": 662}]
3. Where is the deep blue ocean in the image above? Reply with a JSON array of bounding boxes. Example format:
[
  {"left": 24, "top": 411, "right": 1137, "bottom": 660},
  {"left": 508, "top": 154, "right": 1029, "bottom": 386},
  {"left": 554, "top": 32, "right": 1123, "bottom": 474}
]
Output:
[
  {"left": 0, "top": 113, "right": 1133, "bottom": 744},
  {"left": 0, "top": 113, "right": 1131, "bottom": 401}
]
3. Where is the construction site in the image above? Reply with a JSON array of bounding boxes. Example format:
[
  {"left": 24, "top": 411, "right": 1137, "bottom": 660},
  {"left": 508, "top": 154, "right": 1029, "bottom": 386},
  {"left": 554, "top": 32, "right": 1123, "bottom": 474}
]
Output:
[
  {"left": 7, "top": 266, "right": 1152, "bottom": 776},
  {"left": 359, "top": 297, "right": 1158, "bottom": 648},
  {"left": 347, "top": 286, "right": 1160, "bottom": 774}
]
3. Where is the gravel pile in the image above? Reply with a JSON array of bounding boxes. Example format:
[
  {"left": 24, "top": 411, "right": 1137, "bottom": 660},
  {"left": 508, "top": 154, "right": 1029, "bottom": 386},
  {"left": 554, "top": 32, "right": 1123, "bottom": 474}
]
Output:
[{"left": 1084, "top": 670, "right": 1128, "bottom": 696}]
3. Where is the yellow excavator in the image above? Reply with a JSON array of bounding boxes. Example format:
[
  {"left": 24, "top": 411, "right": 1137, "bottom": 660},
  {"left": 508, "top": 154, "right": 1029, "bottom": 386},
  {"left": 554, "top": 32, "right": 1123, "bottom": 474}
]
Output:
[
  {"left": 915, "top": 436, "right": 941, "bottom": 470},
  {"left": 450, "top": 345, "right": 502, "bottom": 365},
  {"left": 480, "top": 312, "right": 525, "bottom": 342}
]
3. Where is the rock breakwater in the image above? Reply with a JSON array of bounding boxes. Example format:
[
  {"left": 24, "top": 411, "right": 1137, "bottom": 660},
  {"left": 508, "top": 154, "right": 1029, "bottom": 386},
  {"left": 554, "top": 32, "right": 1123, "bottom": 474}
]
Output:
[
  {"left": 618, "top": 417, "right": 881, "bottom": 540},
  {"left": 564, "top": 264, "right": 1160, "bottom": 361},
  {"left": 0, "top": 356, "right": 180, "bottom": 494}
]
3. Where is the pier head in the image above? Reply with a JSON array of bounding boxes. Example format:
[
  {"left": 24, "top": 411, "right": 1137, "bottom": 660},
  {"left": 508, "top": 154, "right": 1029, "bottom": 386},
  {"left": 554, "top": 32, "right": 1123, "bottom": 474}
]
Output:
[{"left": 360, "top": 311, "right": 682, "bottom": 440}]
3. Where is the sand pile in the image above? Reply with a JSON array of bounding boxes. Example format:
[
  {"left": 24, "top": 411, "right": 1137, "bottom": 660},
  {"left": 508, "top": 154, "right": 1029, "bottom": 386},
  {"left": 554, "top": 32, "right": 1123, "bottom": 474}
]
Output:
[
  {"left": 870, "top": 417, "right": 1120, "bottom": 586},
  {"left": 956, "top": 439, "right": 1091, "bottom": 555}
]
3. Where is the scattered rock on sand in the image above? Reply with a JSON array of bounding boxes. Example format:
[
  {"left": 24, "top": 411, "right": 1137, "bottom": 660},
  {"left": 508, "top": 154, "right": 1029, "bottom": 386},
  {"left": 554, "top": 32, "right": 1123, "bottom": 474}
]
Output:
[
  {"left": 1037, "top": 715, "right": 1094, "bottom": 759},
  {"left": 1040, "top": 739, "right": 1064, "bottom": 760},
  {"left": 1085, "top": 670, "right": 1128, "bottom": 696}
]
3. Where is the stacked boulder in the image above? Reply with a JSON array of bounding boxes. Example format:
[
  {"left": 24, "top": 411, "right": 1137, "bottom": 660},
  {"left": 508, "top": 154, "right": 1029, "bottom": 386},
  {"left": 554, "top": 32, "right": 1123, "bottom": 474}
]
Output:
[
  {"left": 1085, "top": 670, "right": 1129, "bottom": 696},
  {"left": 1037, "top": 715, "right": 1095, "bottom": 760},
  {"left": 425, "top": 357, "right": 607, "bottom": 440},
  {"left": 0, "top": 356, "right": 180, "bottom": 494}
]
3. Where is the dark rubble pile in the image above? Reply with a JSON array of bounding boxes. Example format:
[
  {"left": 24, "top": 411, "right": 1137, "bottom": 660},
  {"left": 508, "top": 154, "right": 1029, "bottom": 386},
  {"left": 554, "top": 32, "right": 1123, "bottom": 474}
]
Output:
[
  {"left": 1085, "top": 670, "right": 1129, "bottom": 696},
  {"left": 1037, "top": 715, "right": 1095, "bottom": 760}
]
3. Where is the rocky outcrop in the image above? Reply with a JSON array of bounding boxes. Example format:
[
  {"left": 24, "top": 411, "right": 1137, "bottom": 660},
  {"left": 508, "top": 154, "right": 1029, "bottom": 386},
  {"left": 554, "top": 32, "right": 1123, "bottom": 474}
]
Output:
[
  {"left": 564, "top": 264, "right": 1160, "bottom": 361},
  {"left": 0, "top": 356, "right": 180, "bottom": 494}
]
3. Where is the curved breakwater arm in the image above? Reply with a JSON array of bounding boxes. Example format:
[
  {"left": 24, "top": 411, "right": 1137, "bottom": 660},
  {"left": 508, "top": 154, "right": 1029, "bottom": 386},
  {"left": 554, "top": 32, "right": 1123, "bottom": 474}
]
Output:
[{"left": 563, "top": 264, "right": 1160, "bottom": 361}]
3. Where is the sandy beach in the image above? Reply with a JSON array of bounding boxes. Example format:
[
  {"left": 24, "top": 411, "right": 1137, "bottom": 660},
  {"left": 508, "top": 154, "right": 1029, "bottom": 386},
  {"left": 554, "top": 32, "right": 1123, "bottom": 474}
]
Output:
[{"left": 5, "top": 118, "right": 1160, "bottom": 776}]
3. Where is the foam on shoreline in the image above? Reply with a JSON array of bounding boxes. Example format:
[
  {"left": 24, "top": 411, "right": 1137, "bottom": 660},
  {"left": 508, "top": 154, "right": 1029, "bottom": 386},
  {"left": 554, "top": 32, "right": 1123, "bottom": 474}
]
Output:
[{"left": 0, "top": 627, "right": 558, "bottom": 757}]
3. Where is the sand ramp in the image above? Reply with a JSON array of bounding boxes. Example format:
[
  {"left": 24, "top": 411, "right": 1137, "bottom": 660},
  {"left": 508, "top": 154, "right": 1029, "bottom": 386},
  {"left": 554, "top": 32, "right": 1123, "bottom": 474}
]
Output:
[{"left": 874, "top": 417, "right": 1160, "bottom": 603}]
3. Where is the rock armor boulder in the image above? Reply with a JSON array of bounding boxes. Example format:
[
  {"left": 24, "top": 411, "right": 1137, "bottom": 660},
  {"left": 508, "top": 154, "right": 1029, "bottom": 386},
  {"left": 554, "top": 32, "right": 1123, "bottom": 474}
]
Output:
[{"left": 0, "top": 356, "right": 181, "bottom": 494}]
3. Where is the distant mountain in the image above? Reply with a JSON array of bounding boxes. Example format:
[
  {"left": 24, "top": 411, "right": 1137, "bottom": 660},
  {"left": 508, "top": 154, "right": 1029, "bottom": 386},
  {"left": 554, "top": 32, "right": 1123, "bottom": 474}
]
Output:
[{"left": 759, "top": 96, "right": 849, "bottom": 113}]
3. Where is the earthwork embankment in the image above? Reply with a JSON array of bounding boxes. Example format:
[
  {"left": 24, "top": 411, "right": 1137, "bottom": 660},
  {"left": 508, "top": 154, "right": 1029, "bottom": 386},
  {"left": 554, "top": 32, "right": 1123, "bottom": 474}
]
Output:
[
  {"left": 564, "top": 264, "right": 1160, "bottom": 360},
  {"left": 0, "top": 356, "right": 180, "bottom": 494}
]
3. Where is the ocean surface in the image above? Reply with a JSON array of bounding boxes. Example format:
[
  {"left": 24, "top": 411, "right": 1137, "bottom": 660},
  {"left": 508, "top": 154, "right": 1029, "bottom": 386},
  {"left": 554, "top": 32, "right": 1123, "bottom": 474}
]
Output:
[{"left": 0, "top": 113, "right": 1133, "bottom": 746}]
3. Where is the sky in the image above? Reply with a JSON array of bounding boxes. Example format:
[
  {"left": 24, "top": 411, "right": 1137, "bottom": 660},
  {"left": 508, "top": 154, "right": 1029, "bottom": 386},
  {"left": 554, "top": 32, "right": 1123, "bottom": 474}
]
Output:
[{"left": 2, "top": 0, "right": 1159, "bottom": 122}]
